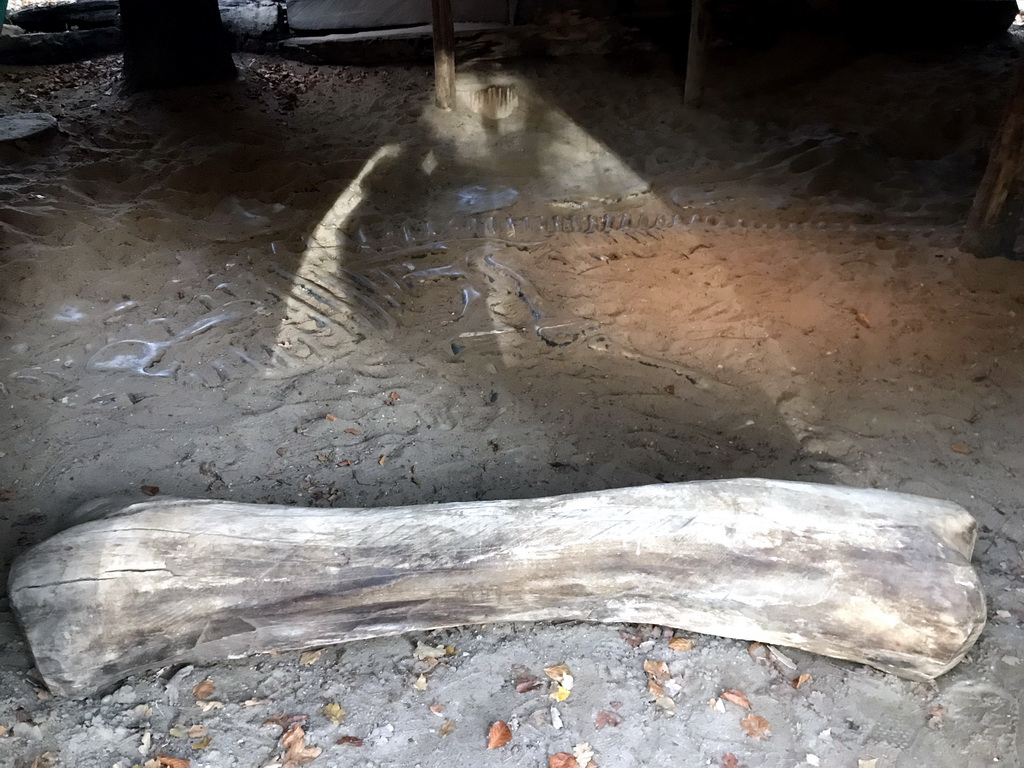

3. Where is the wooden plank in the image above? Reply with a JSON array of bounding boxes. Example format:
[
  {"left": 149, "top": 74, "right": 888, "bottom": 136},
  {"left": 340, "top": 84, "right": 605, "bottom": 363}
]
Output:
[
  {"left": 963, "top": 56, "right": 1024, "bottom": 257},
  {"left": 430, "top": 0, "right": 456, "bottom": 110},
  {"left": 9, "top": 479, "right": 986, "bottom": 697},
  {"left": 684, "top": 0, "right": 710, "bottom": 108}
]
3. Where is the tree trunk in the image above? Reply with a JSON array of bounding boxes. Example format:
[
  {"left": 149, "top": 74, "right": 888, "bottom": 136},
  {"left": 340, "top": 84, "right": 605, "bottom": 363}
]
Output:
[
  {"left": 9, "top": 479, "right": 986, "bottom": 697},
  {"left": 119, "top": 0, "right": 235, "bottom": 92},
  {"left": 963, "top": 56, "right": 1024, "bottom": 257}
]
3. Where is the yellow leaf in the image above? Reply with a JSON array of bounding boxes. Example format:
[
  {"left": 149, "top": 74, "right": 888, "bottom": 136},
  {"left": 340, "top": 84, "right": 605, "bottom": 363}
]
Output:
[
  {"left": 190, "top": 736, "right": 212, "bottom": 750},
  {"left": 299, "top": 649, "right": 323, "bottom": 665},
  {"left": 550, "top": 685, "right": 571, "bottom": 701},
  {"left": 322, "top": 702, "right": 346, "bottom": 725}
]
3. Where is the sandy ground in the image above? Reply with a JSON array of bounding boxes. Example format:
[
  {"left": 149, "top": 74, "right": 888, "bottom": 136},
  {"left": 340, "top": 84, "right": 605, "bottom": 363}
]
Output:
[{"left": 3, "top": 23, "right": 1024, "bottom": 768}]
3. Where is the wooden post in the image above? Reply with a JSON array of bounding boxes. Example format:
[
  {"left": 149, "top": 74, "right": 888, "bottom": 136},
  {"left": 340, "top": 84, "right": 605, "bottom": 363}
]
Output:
[
  {"left": 684, "top": 0, "right": 710, "bottom": 108},
  {"left": 963, "top": 57, "right": 1024, "bottom": 257},
  {"left": 430, "top": 0, "right": 456, "bottom": 110}
]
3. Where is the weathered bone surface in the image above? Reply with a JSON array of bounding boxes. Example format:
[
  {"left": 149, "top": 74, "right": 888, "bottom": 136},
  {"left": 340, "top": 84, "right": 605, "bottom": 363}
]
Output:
[{"left": 8, "top": 479, "right": 986, "bottom": 697}]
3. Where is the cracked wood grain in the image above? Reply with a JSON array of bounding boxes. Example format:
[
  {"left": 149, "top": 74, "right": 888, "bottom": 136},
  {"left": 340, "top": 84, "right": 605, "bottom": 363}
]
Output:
[{"left": 8, "top": 479, "right": 986, "bottom": 697}]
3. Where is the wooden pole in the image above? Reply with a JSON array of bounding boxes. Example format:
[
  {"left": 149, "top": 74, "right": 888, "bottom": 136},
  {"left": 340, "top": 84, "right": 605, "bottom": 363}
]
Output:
[
  {"left": 9, "top": 479, "right": 985, "bottom": 697},
  {"left": 963, "top": 56, "right": 1024, "bottom": 257},
  {"left": 430, "top": 0, "right": 456, "bottom": 110},
  {"left": 684, "top": 0, "right": 710, "bottom": 108}
]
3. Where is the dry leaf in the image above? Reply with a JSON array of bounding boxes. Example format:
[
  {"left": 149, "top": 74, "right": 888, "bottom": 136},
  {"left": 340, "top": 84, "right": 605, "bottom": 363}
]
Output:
[
  {"left": 855, "top": 311, "right": 871, "bottom": 328},
  {"left": 643, "top": 660, "right": 670, "bottom": 680},
  {"left": 647, "top": 679, "right": 665, "bottom": 698},
  {"left": 187, "top": 725, "right": 208, "bottom": 738},
  {"left": 721, "top": 689, "right": 751, "bottom": 710},
  {"left": 414, "top": 642, "right": 446, "bottom": 660},
  {"left": 30, "top": 753, "right": 57, "bottom": 768},
  {"left": 344, "top": 428, "right": 359, "bottom": 435},
  {"left": 654, "top": 695, "right": 676, "bottom": 714},
  {"left": 192, "top": 679, "right": 215, "bottom": 700},
  {"left": 413, "top": 674, "right": 428, "bottom": 691},
  {"left": 263, "top": 714, "right": 307, "bottom": 731},
  {"left": 157, "top": 759, "right": 190, "bottom": 768},
  {"left": 668, "top": 637, "right": 696, "bottom": 652},
  {"left": 544, "top": 664, "right": 571, "bottom": 683},
  {"left": 549, "top": 754, "right": 579, "bottom": 768},
  {"left": 620, "top": 628, "right": 643, "bottom": 647},
  {"left": 336, "top": 736, "right": 363, "bottom": 746},
  {"left": 721, "top": 754, "right": 742, "bottom": 768},
  {"left": 191, "top": 735, "right": 212, "bottom": 750},
  {"left": 487, "top": 720, "right": 512, "bottom": 749},
  {"left": 740, "top": 713, "right": 771, "bottom": 740},
  {"left": 325, "top": 413, "right": 336, "bottom": 421},
  {"left": 440, "top": 719, "right": 456, "bottom": 737},
  {"left": 322, "top": 702, "right": 346, "bottom": 725},
  {"left": 141, "top": 485, "right": 160, "bottom": 496},
  {"left": 573, "top": 742, "right": 595, "bottom": 766},
  {"left": 244, "top": 698, "right": 269, "bottom": 707},
  {"left": 792, "top": 673, "right": 812, "bottom": 689},
  {"left": 595, "top": 709, "right": 620, "bottom": 729},
  {"left": 429, "top": 703, "right": 445, "bottom": 714},
  {"left": 858, "top": 760, "right": 878, "bottom": 768},
  {"left": 197, "top": 701, "right": 223, "bottom": 712},
  {"left": 336, "top": 459, "right": 353, "bottom": 467},
  {"left": 282, "top": 724, "right": 321, "bottom": 767},
  {"left": 515, "top": 675, "right": 542, "bottom": 693},
  {"left": 378, "top": 455, "right": 387, "bottom": 466},
  {"left": 747, "top": 642, "right": 763, "bottom": 658},
  {"left": 389, "top": 391, "right": 400, "bottom": 400},
  {"left": 951, "top": 442, "right": 971, "bottom": 455},
  {"left": 299, "top": 649, "right": 323, "bottom": 665}
]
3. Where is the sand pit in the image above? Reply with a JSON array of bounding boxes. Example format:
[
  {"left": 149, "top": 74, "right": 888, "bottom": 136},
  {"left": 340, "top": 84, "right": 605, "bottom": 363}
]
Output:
[{"left": 2, "top": 24, "right": 1024, "bottom": 768}]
